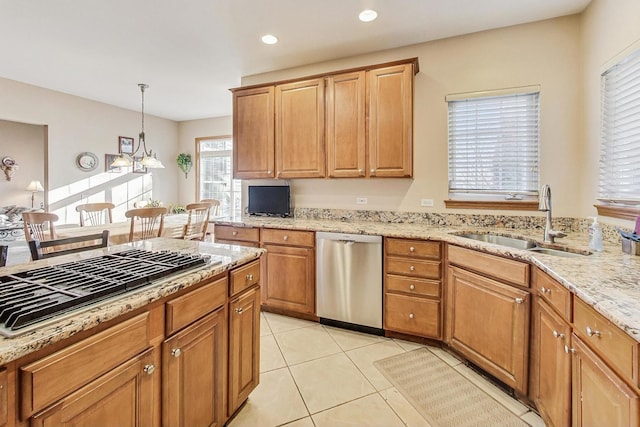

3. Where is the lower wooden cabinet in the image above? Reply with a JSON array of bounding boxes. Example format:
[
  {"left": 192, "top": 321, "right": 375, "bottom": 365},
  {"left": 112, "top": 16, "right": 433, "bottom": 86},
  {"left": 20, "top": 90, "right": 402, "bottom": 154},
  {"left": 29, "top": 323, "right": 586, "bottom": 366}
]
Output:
[
  {"left": 228, "top": 286, "right": 260, "bottom": 416},
  {"left": 571, "top": 333, "right": 640, "bottom": 427},
  {"left": 30, "top": 347, "right": 159, "bottom": 427},
  {"left": 262, "top": 244, "right": 315, "bottom": 314},
  {"left": 162, "top": 308, "right": 227, "bottom": 427}
]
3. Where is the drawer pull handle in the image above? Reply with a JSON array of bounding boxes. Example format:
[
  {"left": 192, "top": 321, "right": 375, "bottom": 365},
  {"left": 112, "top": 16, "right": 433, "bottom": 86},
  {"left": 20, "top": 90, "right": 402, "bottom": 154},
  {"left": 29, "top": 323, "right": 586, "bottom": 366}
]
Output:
[
  {"left": 246, "top": 274, "right": 254, "bottom": 281},
  {"left": 283, "top": 235, "right": 288, "bottom": 241},
  {"left": 409, "top": 246, "right": 415, "bottom": 252},
  {"left": 586, "top": 326, "right": 601, "bottom": 337},
  {"left": 564, "top": 345, "right": 576, "bottom": 354},
  {"left": 171, "top": 348, "right": 182, "bottom": 358},
  {"left": 552, "top": 330, "right": 565, "bottom": 339},
  {"left": 514, "top": 297, "right": 524, "bottom": 304},
  {"left": 409, "top": 265, "right": 415, "bottom": 271},
  {"left": 143, "top": 364, "right": 156, "bottom": 375},
  {"left": 409, "top": 313, "right": 414, "bottom": 319},
  {"left": 235, "top": 307, "right": 244, "bottom": 314},
  {"left": 409, "top": 284, "right": 415, "bottom": 291},
  {"left": 232, "top": 231, "right": 238, "bottom": 236},
  {"left": 541, "top": 287, "right": 551, "bottom": 294}
]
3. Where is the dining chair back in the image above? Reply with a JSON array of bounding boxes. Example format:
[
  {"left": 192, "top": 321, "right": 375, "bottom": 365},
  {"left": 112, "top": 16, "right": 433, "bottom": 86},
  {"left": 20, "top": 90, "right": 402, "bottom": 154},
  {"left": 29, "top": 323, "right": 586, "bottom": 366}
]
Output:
[
  {"left": 183, "top": 202, "right": 211, "bottom": 241},
  {"left": 28, "top": 230, "right": 110, "bottom": 261},
  {"left": 22, "top": 212, "right": 59, "bottom": 242},
  {"left": 76, "top": 202, "right": 115, "bottom": 227},
  {"left": 0, "top": 245, "right": 7, "bottom": 267},
  {"left": 124, "top": 207, "right": 167, "bottom": 242},
  {"left": 200, "top": 199, "right": 221, "bottom": 216}
]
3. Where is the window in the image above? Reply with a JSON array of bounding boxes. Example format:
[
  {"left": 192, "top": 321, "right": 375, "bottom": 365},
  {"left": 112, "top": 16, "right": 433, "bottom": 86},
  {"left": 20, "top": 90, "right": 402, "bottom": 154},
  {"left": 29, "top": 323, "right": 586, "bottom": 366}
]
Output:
[
  {"left": 197, "top": 136, "right": 241, "bottom": 218},
  {"left": 600, "top": 48, "right": 640, "bottom": 205},
  {"left": 447, "top": 87, "right": 540, "bottom": 202}
]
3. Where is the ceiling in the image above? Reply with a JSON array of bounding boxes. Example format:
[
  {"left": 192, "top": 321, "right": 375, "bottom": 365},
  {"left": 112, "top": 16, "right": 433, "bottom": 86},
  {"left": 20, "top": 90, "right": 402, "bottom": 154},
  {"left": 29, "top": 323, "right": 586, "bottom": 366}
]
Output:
[{"left": 0, "top": 0, "right": 591, "bottom": 121}]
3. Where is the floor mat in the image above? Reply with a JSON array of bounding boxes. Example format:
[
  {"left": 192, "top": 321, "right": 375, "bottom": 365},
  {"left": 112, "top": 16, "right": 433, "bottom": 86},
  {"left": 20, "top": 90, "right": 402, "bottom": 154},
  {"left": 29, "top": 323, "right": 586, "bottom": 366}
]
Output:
[{"left": 374, "top": 348, "right": 529, "bottom": 427}]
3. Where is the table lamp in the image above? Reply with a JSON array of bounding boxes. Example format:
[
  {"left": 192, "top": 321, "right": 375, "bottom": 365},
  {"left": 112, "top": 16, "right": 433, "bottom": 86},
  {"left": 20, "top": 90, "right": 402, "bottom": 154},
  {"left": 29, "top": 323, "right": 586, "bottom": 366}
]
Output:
[{"left": 26, "top": 180, "right": 44, "bottom": 208}]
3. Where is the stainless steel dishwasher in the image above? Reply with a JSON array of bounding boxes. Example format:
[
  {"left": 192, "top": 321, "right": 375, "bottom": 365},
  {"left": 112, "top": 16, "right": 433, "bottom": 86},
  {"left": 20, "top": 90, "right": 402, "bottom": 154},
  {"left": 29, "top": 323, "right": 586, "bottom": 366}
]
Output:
[{"left": 316, "top": 232, "right": 383, "bottom": 334}]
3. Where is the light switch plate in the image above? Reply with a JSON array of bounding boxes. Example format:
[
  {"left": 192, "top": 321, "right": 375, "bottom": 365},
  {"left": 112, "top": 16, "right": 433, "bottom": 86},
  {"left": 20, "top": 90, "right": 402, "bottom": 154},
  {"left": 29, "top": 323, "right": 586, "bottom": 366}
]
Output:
[
  {"left": 420, "top": 199, "right": 434, "bottom": 207},
  {"left": 356, "top": 197, "right": 368, "bottom": 205}
]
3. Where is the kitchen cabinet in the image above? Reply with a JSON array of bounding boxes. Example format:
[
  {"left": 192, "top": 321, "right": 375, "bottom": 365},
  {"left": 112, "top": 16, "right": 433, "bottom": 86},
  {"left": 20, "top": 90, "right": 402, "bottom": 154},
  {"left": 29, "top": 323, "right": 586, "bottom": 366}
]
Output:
[
  {"left": 232, "top": 86, "right": 275, "bottom": 179},
  {"left": 368, "top": 63, "right": 414, "bottom": 177},
  {"left": 446, "top": 245, "right": 530, "bottom": 394},
  {"left": 261, "top": 228, "right": 315, "bottom": 315},
  {"left": 275, "top": 79, "right": 325, "bottom": 178},
  {"left": 0, "top": 369, "right": 8, "bottom": 427},
  {"left": 214, "top": 224, "right": 260, "bottom": 248},
  {"left": 384, "top": 238, "right": 442, "bottom": 339}
]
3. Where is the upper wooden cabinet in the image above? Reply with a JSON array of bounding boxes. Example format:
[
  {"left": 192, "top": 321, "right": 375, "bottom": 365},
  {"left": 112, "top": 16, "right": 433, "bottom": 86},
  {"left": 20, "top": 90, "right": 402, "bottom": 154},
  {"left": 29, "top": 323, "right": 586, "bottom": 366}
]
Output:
[
  {"left": 275, "top": 79, "right": 326, "bottom": 178},
  {"left": 231, "top": 58, "right": 418, "bottom": 180}
]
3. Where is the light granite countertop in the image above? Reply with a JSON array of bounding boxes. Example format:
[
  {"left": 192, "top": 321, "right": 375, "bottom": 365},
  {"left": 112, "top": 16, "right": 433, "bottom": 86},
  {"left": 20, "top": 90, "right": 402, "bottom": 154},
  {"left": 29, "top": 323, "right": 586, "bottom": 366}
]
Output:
[
  {"left": 0, "top": 237, "right": 265, "bottom": 365},
  {"left": 214, "top": 216, "right": 640, "bottom": 344}
]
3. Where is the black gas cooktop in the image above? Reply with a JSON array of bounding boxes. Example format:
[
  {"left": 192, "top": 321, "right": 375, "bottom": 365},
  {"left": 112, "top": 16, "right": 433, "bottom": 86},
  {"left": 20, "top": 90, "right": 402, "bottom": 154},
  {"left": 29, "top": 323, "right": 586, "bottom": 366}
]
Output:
[{"left": 0, "top": 249, "right": 212, "bottom": 336}]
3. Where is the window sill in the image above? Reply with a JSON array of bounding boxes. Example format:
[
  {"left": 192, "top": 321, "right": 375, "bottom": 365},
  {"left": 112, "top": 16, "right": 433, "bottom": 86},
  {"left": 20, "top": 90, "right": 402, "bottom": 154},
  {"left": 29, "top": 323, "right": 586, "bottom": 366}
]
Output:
[
  {"left": 594, "top": 204, "right": 640, "bottom": 221},
  {"left": 445, "top": 200, "right": 539, "bottom": 211}
]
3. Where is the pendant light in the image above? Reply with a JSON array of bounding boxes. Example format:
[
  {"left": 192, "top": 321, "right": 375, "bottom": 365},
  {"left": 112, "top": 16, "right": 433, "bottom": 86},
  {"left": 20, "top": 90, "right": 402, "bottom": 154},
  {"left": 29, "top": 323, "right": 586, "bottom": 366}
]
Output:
[{"left": 111, "top": 83, "right": 165, "bottom": 169}]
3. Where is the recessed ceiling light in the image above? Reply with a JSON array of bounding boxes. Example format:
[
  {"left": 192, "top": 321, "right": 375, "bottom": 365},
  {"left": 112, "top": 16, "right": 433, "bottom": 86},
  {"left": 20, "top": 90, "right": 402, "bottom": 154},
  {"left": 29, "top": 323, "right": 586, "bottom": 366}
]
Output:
[
  {"left": 261, "top": 34, "right": 279, "bottom": 45},
  {"left": 358, "top": 9, "right": 378, "bottom": 23}
]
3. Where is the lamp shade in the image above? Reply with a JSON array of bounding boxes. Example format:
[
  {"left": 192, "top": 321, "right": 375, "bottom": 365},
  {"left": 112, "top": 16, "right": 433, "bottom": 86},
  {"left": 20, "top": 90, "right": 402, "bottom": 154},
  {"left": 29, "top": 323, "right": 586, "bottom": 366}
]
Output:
[{"left": 26, "top": 180, "right": 44, "bottom": 192}]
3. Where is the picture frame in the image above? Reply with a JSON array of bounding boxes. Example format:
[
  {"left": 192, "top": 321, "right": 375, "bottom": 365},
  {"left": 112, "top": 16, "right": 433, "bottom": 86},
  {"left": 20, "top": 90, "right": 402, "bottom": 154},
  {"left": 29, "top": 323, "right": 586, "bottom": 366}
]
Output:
[
  {"left": 105, "top": 154, "right": 122, "bottom": 173},
  {"left": 133, "top": 156, "right": 147, "bottom": 174},
  {"left": 118, "top": 136, "right": 134, "bottom": 154}
]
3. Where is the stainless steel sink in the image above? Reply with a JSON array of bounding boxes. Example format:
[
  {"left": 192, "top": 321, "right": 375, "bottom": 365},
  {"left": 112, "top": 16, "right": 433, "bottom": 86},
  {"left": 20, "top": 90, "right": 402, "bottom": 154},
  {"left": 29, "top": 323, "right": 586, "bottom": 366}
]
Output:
[{"left": 456, "top": 232, "right": 590, "bottom": 257}]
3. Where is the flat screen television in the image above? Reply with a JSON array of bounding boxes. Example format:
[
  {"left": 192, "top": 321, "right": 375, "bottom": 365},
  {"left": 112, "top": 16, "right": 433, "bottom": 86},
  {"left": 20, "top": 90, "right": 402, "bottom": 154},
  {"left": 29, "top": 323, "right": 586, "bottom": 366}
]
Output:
[{"left": 248, "top": 185, "right": 291, "bottom": 217}]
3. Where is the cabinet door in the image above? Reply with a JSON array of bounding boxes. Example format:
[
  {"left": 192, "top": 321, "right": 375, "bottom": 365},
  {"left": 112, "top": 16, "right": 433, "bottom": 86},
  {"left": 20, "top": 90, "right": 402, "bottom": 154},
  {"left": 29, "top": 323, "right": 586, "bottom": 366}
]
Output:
[
  {"left": 531, "top": 299, "right": 571, "bottom": 427},
  {"left": 447, "top": 266, "right": 530, "bottom": 393},
  {"left": 275, "top": 79, "right": 325, "bottom": 178},
  {"left": 326, "top": 71, "right": 366, "bottom": 177},
  {"left": 571, "top": 334, "right": 640, "bottom": 427},
  {"left": 263, "top": 244, "right": 315, "bottom": 314},
  {"left": 229, "top": 287, "right": 260, "bottom": 416},
  {"left": 368, "top": 63, "right": 413, "bottom": 177},
  {"left": 162, "top": 308, "right": 227, "bottom": 427},
  {"left": 30, "top": 348, "right": 159, "bottom": 427},
  {"left": 233, "top": 86, "right": 275, "bottom": 179}
]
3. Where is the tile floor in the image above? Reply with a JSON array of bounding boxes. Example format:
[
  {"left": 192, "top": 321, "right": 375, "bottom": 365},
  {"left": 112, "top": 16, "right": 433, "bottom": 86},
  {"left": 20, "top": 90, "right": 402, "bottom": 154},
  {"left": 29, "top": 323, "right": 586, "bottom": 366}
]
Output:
[{"left": 229, "top": 312, "right": 546, "bottom": 427}]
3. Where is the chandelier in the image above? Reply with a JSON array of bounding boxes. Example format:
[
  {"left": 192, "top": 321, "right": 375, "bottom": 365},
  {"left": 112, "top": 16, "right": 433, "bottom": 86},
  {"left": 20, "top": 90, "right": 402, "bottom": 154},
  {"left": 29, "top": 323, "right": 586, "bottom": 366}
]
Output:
[{"left": 111, "top": 83, "right": 165, "bottom": 169}]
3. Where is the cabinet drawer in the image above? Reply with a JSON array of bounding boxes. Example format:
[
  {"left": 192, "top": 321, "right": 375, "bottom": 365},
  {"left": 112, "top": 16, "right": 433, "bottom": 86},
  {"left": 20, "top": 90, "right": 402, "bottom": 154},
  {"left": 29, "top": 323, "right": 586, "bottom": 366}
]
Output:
[
  {"left": 533, "top": 269, "right": 571, "bottom": 321},
  {"left": 21, "top": 312, "right": 152, "bottom": 417},
  {"left": 386, "top": 257, "right": 440, "bottom": 279},
  {"left": 385, "top": 293, "right": 441, "bottom": 339},
  {"left": 385, "top": 274, "right": 440, "bottom": 298},
  {"left": 385, "top": 238, "right": 440, "bottom": 259},
  {"left": 230, "top": 260, "right": 261, "bottom": 297},
  {"left": 166, "top": 276, "right": 227, "bottom": 335},
  {"left": 214, "top": 225, "right": 260, "bottom": 243},
  {"left": 573, "top": 298, "right": 639, "bottom": 386},
  {"left": 262, "top": 228, "right": 314, "bottom": 247},
  {"left": 448, "top": 245, "right": 529, "bottom": 287}
]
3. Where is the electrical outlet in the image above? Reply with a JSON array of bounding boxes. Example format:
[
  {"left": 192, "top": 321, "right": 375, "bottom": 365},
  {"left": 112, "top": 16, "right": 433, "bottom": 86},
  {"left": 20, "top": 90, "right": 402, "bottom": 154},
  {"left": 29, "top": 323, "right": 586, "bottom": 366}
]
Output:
[
  {"left": 356, "top": 197, "right": 368, "bottom": 205},
  {"left": 420, "top": 199, "right": 434, "bottom": 207}
]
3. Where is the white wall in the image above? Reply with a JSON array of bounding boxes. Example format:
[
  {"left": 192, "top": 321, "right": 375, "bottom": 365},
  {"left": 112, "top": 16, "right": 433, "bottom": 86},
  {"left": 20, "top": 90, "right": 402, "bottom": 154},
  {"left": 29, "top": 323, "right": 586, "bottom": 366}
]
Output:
[{"left": 241, "top": 16, "right": 583, "bottom": 217}]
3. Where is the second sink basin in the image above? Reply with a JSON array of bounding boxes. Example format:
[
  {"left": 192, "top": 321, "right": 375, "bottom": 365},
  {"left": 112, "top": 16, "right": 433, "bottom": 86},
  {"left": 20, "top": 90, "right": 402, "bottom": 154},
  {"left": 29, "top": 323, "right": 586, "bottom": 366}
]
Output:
[{"left": 457, "top": 233, "right": 537, "bottom": 250}]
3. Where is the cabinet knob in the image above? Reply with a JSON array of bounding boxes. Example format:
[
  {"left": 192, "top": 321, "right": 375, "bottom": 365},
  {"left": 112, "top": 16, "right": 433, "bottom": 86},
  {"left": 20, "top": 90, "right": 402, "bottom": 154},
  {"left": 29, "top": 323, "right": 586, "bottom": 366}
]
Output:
[
  {"left": 370, "top": 168, "right": 375, "bottom": 175},
  {"left": 409, "top": 265, "right": 415, "bottom": 271},
  {"left": 586, "top": 326, "right": 601, "bottom": 337},
  {"left": 564, "top": 345, "right": 576, "bottom": 354},
  {"left": 358, "top": 169, "right": 364, "bottom": 175},
  {"left": 283, "top": 235, "right": 288, "bottom": 241},
  {"left": 246, "top": 274, "right": 254, "bottom": 281},
  {"left": 267, "top": 170, "right": 272, "bottom": 175},
  {"left": 143, "top": 364, "right": 156, "bottom": 375},
  {"left": 277, "top": 171, "right": 281, "bottom": 177},
  {"left": 541, "top": 287, "right": 551, "bottom": 294},
  {"left": 232, "top": 231, "right": 238, "bottom": 236},
  {"left": 408, "top": 313, "right": 414, "bottom": 319},
  {"left": 409, "top": 284, "right": 415, "bottom": 291},
  {"left": 552, "top": 330, "right": 565, "bottom": 339},
  {"left": 514, "top": 297, "right": 524, "bottom": 304},
  {"left": 409, "top": 246, "right": 415, "bottom": 252},
  {"left": 235, "top": 307, "right": 244, "bottom": 314},
  {"left": 171, "top": 348, "right": 182, "bottom": 358}
]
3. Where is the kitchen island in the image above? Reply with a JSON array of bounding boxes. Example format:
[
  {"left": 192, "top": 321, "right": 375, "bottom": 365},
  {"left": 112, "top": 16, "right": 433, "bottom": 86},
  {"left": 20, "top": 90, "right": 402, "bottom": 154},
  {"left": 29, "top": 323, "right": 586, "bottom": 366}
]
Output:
[{"left": 0, "top": 237, "right": 265, "bottom": 427}]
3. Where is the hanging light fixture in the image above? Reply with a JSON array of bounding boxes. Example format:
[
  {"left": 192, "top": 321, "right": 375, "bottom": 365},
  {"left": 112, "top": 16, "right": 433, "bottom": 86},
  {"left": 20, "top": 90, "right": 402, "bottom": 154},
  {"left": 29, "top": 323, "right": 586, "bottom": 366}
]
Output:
[{"left": 111, "top": 83, "right": 165, "bottom": 169}]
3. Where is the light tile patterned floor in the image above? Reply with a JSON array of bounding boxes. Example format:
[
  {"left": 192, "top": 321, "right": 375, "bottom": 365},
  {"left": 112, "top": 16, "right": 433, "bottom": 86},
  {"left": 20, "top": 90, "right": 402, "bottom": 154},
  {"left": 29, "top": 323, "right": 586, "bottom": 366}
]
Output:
[{"left": 229, "top": 312, "right": 546, "bottom": 427}]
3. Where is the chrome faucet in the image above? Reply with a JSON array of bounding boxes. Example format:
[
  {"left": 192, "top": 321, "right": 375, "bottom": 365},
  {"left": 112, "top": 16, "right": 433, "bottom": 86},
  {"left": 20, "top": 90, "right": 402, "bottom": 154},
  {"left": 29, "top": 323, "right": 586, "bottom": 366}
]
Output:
[{"left": 538, "top": 184, "right": 567, "bottom": 244}]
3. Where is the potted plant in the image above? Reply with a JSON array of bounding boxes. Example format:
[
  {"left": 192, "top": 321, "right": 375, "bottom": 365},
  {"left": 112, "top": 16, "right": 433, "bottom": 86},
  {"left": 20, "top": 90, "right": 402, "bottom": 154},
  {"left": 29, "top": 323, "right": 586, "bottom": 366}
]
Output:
[{"left": 176, "top": 153, "right": 193, "bottom": 178}]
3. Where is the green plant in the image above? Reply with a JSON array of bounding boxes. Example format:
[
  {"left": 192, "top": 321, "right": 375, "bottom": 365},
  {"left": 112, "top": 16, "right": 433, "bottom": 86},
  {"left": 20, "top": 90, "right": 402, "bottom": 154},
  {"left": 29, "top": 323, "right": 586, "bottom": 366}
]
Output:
[{"left": 176, "top": 153, "right": 193, "bottom": 178}]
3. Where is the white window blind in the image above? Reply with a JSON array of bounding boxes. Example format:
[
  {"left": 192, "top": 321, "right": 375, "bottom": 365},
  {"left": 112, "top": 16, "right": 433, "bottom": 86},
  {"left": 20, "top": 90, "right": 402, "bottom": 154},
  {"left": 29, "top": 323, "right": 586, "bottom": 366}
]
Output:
[
  {"left": 198, "top": 137, "right": 242, "bottom": 217},
  {"left": 448, "top": 90, "right": 540, "bottom": 197},
  {"left": 600, "top": 48, "right": 640, "bottom": 204}
]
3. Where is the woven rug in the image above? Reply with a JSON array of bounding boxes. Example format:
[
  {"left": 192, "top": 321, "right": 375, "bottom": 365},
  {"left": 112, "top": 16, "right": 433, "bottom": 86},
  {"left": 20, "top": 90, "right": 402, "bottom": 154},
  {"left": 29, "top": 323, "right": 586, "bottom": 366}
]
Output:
[{"left": 374, "top": 348, "right": 528, "bottom": 427}]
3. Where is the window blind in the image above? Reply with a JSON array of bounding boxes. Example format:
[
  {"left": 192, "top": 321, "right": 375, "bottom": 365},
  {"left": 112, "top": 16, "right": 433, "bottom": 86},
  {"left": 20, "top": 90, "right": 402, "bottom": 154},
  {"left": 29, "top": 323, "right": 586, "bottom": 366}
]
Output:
[
  {"left": 448, "top": 91, "right": 540, "bottom": 197},
  {"left": 600, "top": 48, "right": 640, "bottom": 204}
]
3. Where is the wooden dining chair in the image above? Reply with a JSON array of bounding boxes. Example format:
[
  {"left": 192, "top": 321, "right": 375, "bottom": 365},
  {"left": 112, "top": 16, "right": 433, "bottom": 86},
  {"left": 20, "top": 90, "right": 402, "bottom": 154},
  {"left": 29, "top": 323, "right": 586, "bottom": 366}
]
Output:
[
  {"left": 200, "top": 199, "right": 221, "bottom": 216},
  {"left": 0, "top": 245, "right": 7, "bottom": 267},
  {"left": 182, "top": 203, "right": 211, "bottom": 241},
  {"left": 124, "top": 207, "right": 167, "bottom": 242},
  {"left": 76, "top": 202, "right": 115, "bottom": 227},
  {"left": 28, "top": 230, "right": 110, "bottom": 261},
  {"left": 22, "top": 212, "right": 58, "bottom": 242}
]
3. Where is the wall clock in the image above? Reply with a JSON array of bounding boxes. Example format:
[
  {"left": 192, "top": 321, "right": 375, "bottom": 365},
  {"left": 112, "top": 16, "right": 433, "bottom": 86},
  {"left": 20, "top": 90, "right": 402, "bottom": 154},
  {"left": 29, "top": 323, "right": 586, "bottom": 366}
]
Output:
[{"left": 76, "top": 152, "right": 99, "bottom": 171}]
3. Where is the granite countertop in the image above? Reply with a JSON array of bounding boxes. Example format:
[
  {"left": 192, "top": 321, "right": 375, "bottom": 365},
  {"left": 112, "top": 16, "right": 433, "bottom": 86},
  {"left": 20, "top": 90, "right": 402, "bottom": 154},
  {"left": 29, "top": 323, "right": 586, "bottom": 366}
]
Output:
[
  {"left": 0, "top": 237, "right": 265, "bottom": 365},
  {"left": 214, "top": 216, "right": 640, "bottom": 344}
]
